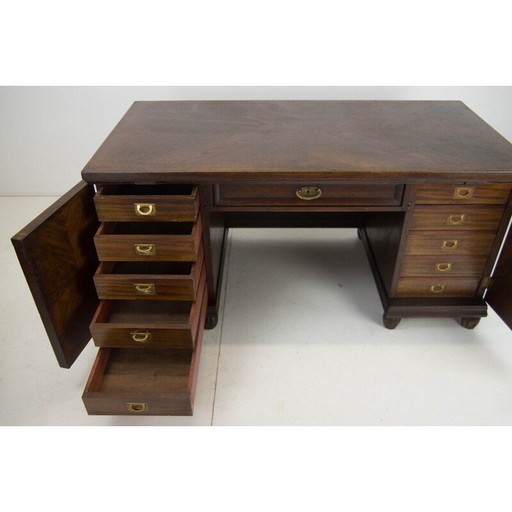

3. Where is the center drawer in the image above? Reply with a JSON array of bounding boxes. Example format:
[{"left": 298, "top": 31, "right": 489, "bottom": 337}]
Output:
[{"left": 213, "top": 182, "right": 404, "bottom": 207}]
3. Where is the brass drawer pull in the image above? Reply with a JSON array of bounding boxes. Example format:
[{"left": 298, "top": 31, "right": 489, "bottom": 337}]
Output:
[
  {"left": 134, "top": 243, "right": 156, "bottom": 256},
  {"left": 453, "top": 187, "right": 474, "bottom": 199},
  {"left": 126, "top": 402, "right": 148, "bottom": 413},
  {"left": 130, "top": 331, "right": 152, "bottom": 343},
  {"left": 441, "top": 240, "right": 458, "bottom": 250},
  {"left": 435, "top": 263, "right": 452, "bottom": 272},
  {"left": 447, "top": 214, "right": 466, "bottom": 225},
  {"left": 135, "top": 203, "right": 156, "bottom": 216},
  {"left": 134, "top": 283, "right": 156, "bottom": 295},
  {"left": 429, "top": 284, "right": 446, "bottom": 294},
  {"left": 296, "top": 186, "right": 322, "bottom": 201}
]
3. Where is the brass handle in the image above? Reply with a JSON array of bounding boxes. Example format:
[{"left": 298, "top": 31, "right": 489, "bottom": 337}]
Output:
[
  {"left": 126, "top": 403, "right": 148, "bottom": 413},
  {"left": 296, "top": 186, "right": 322, "bottom": 201},
  {"left": 135, "top": 203, "right": 156, "bottom": 216},
  {"left": 435, "top": 263, "right": 452, "bottom": 272},
  {"left": 429, "top": 284, "right": 446, "bottom": 294},
  {"left": 441, "top": 240, "right": 458, "bottom": 250},
  {"left": 130, "top": 331, "right": 152, "bottom": 343},
  {"left": 453, "top": 187, "right": 474, "bottom": 199},
  {"left": 134, "top": 243, "right": 156, "bottom": 256},
  {"left": 134, "top": 283, "right": 156, "bottom": 295},
  {"left": 447, "top": 214, "right": 466, "bottom": 225}
]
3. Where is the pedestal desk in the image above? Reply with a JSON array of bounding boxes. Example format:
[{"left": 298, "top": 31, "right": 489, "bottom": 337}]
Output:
[{"left": 12, "top": 101, "right": 512, "bottom": 415}]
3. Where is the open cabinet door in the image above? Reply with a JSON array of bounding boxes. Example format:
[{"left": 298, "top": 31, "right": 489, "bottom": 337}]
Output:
[
  {"left": 12, "top": 181, "right": 100, "bottom": 368},
  {"left": 486, "top": 220, "right": 512, "bottom": 330}
]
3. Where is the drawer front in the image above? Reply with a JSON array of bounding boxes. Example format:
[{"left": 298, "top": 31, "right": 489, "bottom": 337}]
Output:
[
  {"left": 94, "top": 245, "right": 204, "bottom": 300},
  {"left": 214, "top": 183, "right": 404, "bottom": 207},
  {"left": 94, "top": 217, "right": 202, "bottom": 262},
  {"left": 91, "top": 270, "right": 206, "bottom": 349},
  {"left": 401, "top": 255, "right": 488, "bottom": 277},
  {"left": 94, "top": 185, "right": 199, "bottom": 222},
  {"left": 83, "top": 287, "right": 208, "bottom": 415},
  {"left": 405, "top": 231, "right": 497, "bottom": 256},
  {"left": 395, "top": 277, "right": 481, "bottom": 298},
  {"left": 409, "top": 206, "right": 504, "bottom": 231},
  {"left": 416, "top": 184, "right": 511, "bottom": 205}
]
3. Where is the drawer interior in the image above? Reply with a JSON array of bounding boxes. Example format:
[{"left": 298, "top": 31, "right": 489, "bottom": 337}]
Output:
[
  {"left": 98, "top": 184, "right": 194, "bottom": 196},
  {"left": 95, "top": 300, "right": 193, "bottom": 324},
  {"left": 99, "top": 222, "right": 195, "bottom": 235},
  {"left": 93, "top": 348, "right": 192, "bottom": 394},
  {"left": 98, "top": 260, "right": 193, "bottom": 275}
]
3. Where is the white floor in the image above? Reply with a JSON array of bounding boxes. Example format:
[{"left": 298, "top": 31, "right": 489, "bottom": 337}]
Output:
[{"left": 2, "top": 196, "right": 512, "bottom": 425}]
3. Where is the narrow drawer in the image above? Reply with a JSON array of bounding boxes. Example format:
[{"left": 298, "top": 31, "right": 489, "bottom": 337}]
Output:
[
  {"left": 82, "top": 295, "right": 206, "bottom": 416},
  {"left": 94, "top": 217, "right": 202, "bottom": 262},
  {"left": 409, "top": 205, "right": 503, "bottom": 231},
  {"left": 395, "top": 277, "right": 481, "bottom": 298},
  {"left": 94, "top": 185, "right": 199, "bottom": 222},
  {"left": 90, "top": 268, "right": 207, "bottom": 349},
  {"left": 214, "top": 182, "right": 404, "bottom": 207},
  {"left": 401, "top": 255, "right": 488, "bottom": 277},
  {"left": 415, "top": 184, "right": 511, "bottom": 205},
  {"left": 404, "top": 231, "right": 497, "bottom": 256},
  {"left": 94, "top": 244, "right": 204, "bottom": 300}
]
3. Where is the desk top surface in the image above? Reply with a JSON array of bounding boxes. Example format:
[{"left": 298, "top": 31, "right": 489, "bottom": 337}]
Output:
[{"left": 82, "top": 100, "right": 512, "bottom": 183}]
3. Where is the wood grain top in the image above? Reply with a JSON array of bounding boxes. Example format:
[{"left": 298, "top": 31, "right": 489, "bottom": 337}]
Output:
[{"left": 81, "top": 101, "right": 512, "bottom": 183}]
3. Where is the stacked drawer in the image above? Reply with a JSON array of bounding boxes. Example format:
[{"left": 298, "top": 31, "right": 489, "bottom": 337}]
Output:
[
  {"left": 82, "top": 185, "right": 207, "bottom": 415},
  {"left": 395, "top": 184, "right": 511, "bottom": 298}
]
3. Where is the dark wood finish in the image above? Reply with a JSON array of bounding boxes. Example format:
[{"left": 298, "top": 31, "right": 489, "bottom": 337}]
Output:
[
  {"left": 94, "top": 185, "right": 199, "bottom": 222},
  {"left": 458, "top": 317, "right": 481, "bottom": 329},
  {"left": 409, "top": 206, "right": 504, "bottom": 231},
  {"left": 81, "top": 101, "right": 512, "bottom": 183},
  {"left": 11, "top": 182, "right": 99, "bottom": 368},
  {"left": 416, "top": 184, "right": 511, "bottom": 205},
  {"left": 82, "top": 285, "right": 208, "bottom": 415},
  {"left": 90, "top": 265, "right": 206, "bottom": 349},
  {"left": 214, "top": 182, "right": 404, "bottom": 207},
  {"left": 93, "top": 244, "right": 204, "bottom": 300},
  {"left": 395, "top": 277, "right": 481, "bottom": 298},
  {"left": 401, "top": 255, "right": 488, "bottom": 277},
  {"left": 404, "top": 231, "right": 497, "bottom": 255},
  {"left": 486, "top": 224, "right": 512, "bottom": 330},
  {"left": 94, "top": 217, "right": 202, "bottom": 262}
]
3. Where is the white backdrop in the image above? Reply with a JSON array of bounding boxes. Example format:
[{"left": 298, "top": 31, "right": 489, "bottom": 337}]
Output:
[{"left": 1, "top": 86, "right": 511, "bottom": 195}]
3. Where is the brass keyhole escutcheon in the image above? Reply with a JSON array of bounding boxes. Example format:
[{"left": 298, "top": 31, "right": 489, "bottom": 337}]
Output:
[
  {"left": 126, "top": 403, "right": 148, "bottom": 413},
  {"left": 135, "top": 203, "right": 156, "bottom": 216},
  {"left": 296, "top": 186, "right": 322, "bottom": 201}
]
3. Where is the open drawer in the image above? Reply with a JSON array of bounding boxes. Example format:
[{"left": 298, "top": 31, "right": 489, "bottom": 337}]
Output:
[
  {"left": 94, "top": 184, "right": 200, "bottom": 222},
  {"left": 83, "top": 284, "right": 208, "bottom": 416},
  {"left": 90, "top": 270, "right": 206, "bottom": 349},
  {"left": 94, "top": 244, "right": 204, "bottom": 300},
  {"left": 94, "top": 216, "right": 202, "bottom": 261}
]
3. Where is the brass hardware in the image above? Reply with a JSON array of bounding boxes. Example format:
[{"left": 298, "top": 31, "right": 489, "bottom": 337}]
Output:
[
  {"left": 134, "top": 243, "right": 156, "bottom": 256},
  {"left": 135, "top": 203, "right": 156, "bottom": 216},
  {"left": 130, "top": 331, "right": 152, "bottom": 343},
  {"left": 429, "top": 284, "right": 446, "bottom": 294},
  {"left": 126, "top": 403, "right": 148, "bottom": 413},
  {"left": 441, "top": 240, "right": 458, "bottom": 250},
  {"left": 134, "top": 283, "right": 156, "bottom": 295},
  {"left": 296, "top": 186, "right": 322, "bottom": 201},
  {"left": 447, "top": 214, "right": 466, "bottom": 225},
  {"left": 453, "top": 187, "right": 474, "bottom": 199},
  {"left": 435, "top": 263, "right": 452, "bottom": 272},
  {"left": 480, "top": 276, "right": 492, "bottom": 289}
]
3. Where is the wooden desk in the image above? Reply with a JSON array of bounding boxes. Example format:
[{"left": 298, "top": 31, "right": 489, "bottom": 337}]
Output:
[{"left": 12, "top": 101, "right": 512, "bottom": 415}]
